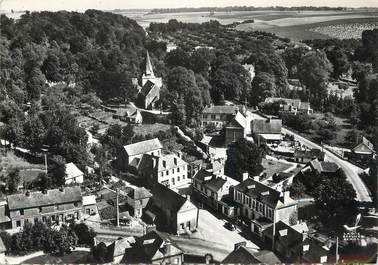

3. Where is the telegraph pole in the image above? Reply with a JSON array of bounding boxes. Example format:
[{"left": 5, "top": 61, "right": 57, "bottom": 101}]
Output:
[
  {"left": 335, "top": 237, "right": 339, "bottom": 264},
  {"left": 116, "top": 188, "right": 120, "bottom": 227},
  {"left": 44, "top": 153, "right": 48, "bottom": 174}
]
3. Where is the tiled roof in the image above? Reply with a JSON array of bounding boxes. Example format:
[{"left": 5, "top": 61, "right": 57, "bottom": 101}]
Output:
[
  {"left": 7, "top": 186, "right": 82, "bottom": 210},
  {"left": 254, "top": 250, "right": 281, "bottom": 263},
  {"left": 227, "top": 111, "right": 246, "bottom": 128},
  {"left": 309, "top": 159, "right": 339, "bottom": 173},
  {"left": 65, "top": 162, "right": 83, "bottom": 180},
  {"left": 123, "top": 138, "right": 162, "bottom": 157},
  {"left": 292, "top": 238, "right": 329, "bottom": 263},
  {"left": 203, "top": 105, "right": 239, "bottom": 114},
  {"left": 194, "top": 169, "right": 239, "bottom": 193}
]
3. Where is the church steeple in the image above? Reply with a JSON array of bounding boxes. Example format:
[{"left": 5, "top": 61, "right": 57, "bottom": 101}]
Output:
[{"left": 145, "top": 50, "right": 155, "bottom": 77}]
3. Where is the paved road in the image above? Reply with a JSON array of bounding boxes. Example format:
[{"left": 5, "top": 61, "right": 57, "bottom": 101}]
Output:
[{"left": 282, "top": 127, "right": 372, "bottom": 203}]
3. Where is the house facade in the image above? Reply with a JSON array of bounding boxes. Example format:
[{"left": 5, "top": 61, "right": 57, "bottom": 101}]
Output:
[
  {"left": 147, "top": 183, "right": 198, "bottom": 235},
  {"left": 7, "top": 186, "right": 83, "bottom": 228},
  {"left": 192, "top": 169, "right": 239, "bottom": 218},
  {"left": 231, "top": 177, "right": 298, "bottom": 237},
  {"left": 201, "top": 105, "right": 239, "bottom": 129},
  {"left": 138, "top": 153, "right": 190, "bottom": 189}
]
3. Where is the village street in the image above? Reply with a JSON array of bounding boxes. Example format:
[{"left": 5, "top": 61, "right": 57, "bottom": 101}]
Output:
[{"left": 281, "top": 127, "right": 372, "bottom": 203}]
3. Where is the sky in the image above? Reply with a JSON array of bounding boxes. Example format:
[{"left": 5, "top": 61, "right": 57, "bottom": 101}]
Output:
[{"left": 1, "top": 0, "right": 378, "bottom": 11}]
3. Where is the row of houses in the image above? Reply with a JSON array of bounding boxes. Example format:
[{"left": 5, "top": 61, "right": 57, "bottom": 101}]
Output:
[{"left": 201, "top": 105, "right": 283, "bottom": 146}]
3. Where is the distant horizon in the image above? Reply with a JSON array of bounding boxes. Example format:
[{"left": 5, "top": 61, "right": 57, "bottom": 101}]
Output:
[{"left": 1, "top": 0, "right": 378, "bottom": 12}]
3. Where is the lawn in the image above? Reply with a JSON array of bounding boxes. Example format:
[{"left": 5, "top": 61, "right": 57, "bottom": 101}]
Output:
[
  {"left": 23, "top": 251, "right": 89, "bottom": 264},
  {"left": 133, "top": 123, "right": 171, "bottom": 136},
  {"left": 261, "top": 158, "right": 293, "bottom": 178}
]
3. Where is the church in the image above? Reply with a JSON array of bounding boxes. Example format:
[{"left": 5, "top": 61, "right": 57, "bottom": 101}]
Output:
[{"left": 133, "top": 51, "right": 162, "bottom": 110}]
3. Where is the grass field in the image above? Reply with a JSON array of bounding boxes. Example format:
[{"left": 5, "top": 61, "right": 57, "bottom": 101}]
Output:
[
  {"left": 133, "top": 123, "right": 171, "bottom": 136},
  {"left": 261, "top": 158, "right": 292, "bottom": 178}
]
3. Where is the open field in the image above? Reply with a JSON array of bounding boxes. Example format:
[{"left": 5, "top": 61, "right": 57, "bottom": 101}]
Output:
[
  {"left": 116, "top": 9, "right": 378, "bottom": 40},
  {"left": 261, "top": 158, "right": 292, "bottom": 178}
]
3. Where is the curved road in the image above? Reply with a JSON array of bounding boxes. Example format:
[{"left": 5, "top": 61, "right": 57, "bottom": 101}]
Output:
[{"left": 282, "top": 127, "right": 372, "bottom": 203}]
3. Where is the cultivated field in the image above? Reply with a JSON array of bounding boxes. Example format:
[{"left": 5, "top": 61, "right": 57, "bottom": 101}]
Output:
[{"left": 118, "top": 9, "right": 378, "bottom": 40}]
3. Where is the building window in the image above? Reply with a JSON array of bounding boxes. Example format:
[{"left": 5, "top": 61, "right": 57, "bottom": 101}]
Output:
[
  {"left": 161, "top": 172, "right": 164, "bottom": 177},
  {"left": 178, "top": 167, "right": 180, "bottom": 173},
  {"left": 166, "top": 171, "right": 169, "bottom": 176},
  {"left": 180, "top": 223, "right": 185, "bottom": 230},
  {"left": 211, "top": 114, "right": 216, "bottom": 119},
  {"left": 16, "top": 220, "right": 21, "bottom": 227},
  {"left": 42, "top": 216, "right": 47, "bottom": 223},
  {"left": 178, "top": 176, "right": 180, "bottom": 182},
  {"left": 183, "top": 175, "right": 185, "bottom": 179},
  {"left": 172, "top": 178, "right": 175, "bottom": 185}
]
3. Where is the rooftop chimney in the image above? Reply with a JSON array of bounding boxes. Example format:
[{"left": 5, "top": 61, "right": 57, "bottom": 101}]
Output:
[
  {"left": 59, "top": 186, "right": 64, "bottom": 192},
  {"left": 242, "top": 172, "right": 249, "bottom": 181}
]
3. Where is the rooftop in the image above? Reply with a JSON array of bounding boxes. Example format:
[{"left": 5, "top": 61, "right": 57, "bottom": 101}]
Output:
[
  {"left": 123, "top": 138, "right": 162, "bottom": 157},
  {"left": 7, "top": 186, "right": 82, "bottom": 210},
  {"left": 203, "top": 105, "right": 239, "bottom": 114},
  {"left": 65, "top": 162, "right": 83, "bottom": 180}
]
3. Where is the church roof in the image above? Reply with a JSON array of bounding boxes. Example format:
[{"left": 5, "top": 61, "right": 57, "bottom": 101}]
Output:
[{"left": 145, "top": 51, "right": 154, "bottom": 77}]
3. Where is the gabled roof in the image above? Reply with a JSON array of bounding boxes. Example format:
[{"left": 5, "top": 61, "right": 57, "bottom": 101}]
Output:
[
  {"left": 107, "top": 237, "right": 135, "bottom": 259},
  {"left": 226, "top": 111, "right": 246, "bottom": 129},
  {"left": 122, "top": 231, "right": 183, "bottom": 263},
  {"left": 308, "top": 159, "right": 339, "bottom": 173},
  {"left": 65, "top": 162, "right": 83, "bottom": 180},
  {"left": 353, "top": 136, "right": 375, "bottom": 154},
  {"left": 292, "top": 238, "right": 329, "bottom": 263},
  {"left": 234, "top": 179, "right": 295, "bottom": 208},
  {"left": 194, "top": 169, "right": 239, "bottom": 193},
  {"left": 123, "top": 138, "right": 162, "bottom": 157},
  {"left": 7, "top": 186, "right": 82, "bottom": 210},
  {"left": 148, "top": 183, "right": 194, "bottom": 213},
  {"left": 203, "top": 105, "right": 239, "bottom": 115},
  {"left": 222, "top": 247, "right": 280, "bottom": 264}
]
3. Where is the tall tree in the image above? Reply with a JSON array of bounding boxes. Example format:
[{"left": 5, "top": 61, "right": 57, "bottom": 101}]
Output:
[
  {"left": 298, "top": 50, "right": 333, "bottom": 109},
  {"left": 224, "top": 138, "right": 264, "bottom": 182}
]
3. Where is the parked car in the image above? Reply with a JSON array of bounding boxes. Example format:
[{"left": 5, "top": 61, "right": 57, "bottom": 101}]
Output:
[{"left": 225, "top": 222, "right": 236, "bottom": 231}]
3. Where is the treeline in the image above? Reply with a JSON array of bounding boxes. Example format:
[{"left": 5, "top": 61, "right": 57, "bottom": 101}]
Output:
[
  {"left": 148, "top": 19, "right": 222, "bottom": 33},
  {"left": 149, "top": 6, "right": 348, "bottom": 14}
]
